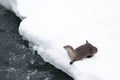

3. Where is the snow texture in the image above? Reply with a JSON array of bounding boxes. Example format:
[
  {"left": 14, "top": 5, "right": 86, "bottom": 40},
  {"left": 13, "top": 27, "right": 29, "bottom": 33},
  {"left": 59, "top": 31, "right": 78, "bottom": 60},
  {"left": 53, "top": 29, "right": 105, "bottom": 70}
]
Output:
[{"left": 0, "top": 0, "right": 120, "bottom": 80}]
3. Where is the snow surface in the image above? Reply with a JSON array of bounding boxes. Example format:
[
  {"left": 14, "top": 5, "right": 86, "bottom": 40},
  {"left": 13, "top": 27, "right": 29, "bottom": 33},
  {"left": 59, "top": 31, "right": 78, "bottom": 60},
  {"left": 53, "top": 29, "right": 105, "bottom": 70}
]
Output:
[{"left": 1, "top": 0, "right": 120, "bottom": 80}]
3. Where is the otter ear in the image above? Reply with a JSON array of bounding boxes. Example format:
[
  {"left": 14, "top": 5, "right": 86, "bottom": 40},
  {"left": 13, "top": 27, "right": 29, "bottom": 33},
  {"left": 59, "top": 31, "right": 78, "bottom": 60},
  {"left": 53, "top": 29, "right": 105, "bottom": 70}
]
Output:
[{"left": 86, "top": 40, "right": 89, "bottom": 44}]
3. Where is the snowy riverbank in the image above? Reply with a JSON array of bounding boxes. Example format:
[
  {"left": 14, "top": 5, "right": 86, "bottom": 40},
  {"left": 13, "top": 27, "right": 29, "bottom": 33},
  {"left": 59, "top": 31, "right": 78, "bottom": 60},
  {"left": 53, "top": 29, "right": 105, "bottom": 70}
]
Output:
[{"left": 1, "top": 0, "right": 120, "bottom": 80}]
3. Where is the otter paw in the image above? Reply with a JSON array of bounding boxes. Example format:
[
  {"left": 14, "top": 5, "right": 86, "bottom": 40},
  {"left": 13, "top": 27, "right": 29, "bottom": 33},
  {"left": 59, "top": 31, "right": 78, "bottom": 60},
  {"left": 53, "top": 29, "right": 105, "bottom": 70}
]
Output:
[
  {"left": 70, "top": 60, "right": 75, "bottom": 65},
  {"left": 86, "top": 55, "right": 93, "bottom": 58}
]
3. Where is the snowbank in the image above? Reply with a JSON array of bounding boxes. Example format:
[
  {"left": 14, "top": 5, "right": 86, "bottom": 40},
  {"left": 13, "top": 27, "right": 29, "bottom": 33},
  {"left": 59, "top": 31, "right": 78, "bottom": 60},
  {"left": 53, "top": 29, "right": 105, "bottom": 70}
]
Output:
[
  {"left": 1, "top": 0, "right": 120, "bottom": 80},
  {"left": 0, "top": 0, "right": 27, "bottom": 19}
]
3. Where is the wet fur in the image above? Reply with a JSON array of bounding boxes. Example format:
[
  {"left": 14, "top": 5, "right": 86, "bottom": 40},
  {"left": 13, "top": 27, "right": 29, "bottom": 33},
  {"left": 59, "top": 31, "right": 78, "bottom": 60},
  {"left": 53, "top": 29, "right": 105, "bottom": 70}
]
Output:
[{"left": 64, "top": 40, "right": 98, "bottom": 65}]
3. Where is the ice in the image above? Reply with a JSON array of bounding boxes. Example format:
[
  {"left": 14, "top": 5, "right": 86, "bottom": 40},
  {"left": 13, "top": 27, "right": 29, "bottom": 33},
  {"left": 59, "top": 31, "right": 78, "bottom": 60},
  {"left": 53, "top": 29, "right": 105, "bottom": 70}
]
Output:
[{"left": 0, "top": 0, "right": 120, "bottom": 80}]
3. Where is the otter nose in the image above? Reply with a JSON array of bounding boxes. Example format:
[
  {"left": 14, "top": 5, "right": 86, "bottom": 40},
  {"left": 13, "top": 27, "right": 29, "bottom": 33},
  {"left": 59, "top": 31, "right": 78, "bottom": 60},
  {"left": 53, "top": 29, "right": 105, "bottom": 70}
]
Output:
[{"left": 63, "top": 46, "right": 66, "bottom": 48}]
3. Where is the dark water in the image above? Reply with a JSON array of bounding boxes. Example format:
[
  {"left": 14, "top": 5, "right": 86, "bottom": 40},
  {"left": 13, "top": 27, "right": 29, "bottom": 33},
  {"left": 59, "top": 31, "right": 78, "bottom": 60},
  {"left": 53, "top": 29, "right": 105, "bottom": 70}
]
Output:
[{"left": 0, "top": 5, "right": 73, "bottom": 80}]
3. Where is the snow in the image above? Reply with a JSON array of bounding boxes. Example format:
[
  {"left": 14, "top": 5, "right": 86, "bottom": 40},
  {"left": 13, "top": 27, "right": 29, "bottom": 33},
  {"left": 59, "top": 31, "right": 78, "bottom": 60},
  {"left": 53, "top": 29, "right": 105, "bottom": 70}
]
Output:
[{"left": 0, "top": 0, "right": 120, "bottom": 80}]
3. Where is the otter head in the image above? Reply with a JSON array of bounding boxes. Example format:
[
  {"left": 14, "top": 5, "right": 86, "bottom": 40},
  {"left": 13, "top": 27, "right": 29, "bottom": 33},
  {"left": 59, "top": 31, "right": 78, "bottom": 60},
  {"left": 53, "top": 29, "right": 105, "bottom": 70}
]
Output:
[
  {"left": 63, "top": 45, "right": 75, "bottom": 55},
  {"left": 63, "top": 45, "right": 74, "bottom": 51},
  {"left": 63, "top": 45, "right": 75, "bottom": 60},
  {"left": 86, "top": 40, "right": 98, "bottom": 54}
]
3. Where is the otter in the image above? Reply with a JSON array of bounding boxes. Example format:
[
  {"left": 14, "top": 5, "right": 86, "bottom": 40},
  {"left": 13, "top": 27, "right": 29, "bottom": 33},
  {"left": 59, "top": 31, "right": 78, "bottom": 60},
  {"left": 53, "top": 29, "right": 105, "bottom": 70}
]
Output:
[{"left": 63, "top": 40, "right": 98, "bottom": 65}]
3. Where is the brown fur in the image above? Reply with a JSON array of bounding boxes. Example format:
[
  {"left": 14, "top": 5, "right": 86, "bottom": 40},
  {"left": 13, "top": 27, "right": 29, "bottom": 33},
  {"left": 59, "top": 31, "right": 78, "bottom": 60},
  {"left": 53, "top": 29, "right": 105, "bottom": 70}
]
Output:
[{"left": 63, "top": 40, "right": 98, "bottom": 65}]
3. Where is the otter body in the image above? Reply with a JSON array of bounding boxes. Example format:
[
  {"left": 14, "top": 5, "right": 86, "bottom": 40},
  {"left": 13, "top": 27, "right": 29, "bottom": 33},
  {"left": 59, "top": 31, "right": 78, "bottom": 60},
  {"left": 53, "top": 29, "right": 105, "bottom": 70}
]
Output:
[{"left": 64, "top": 40, "right": 98, "bottom": 65}]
